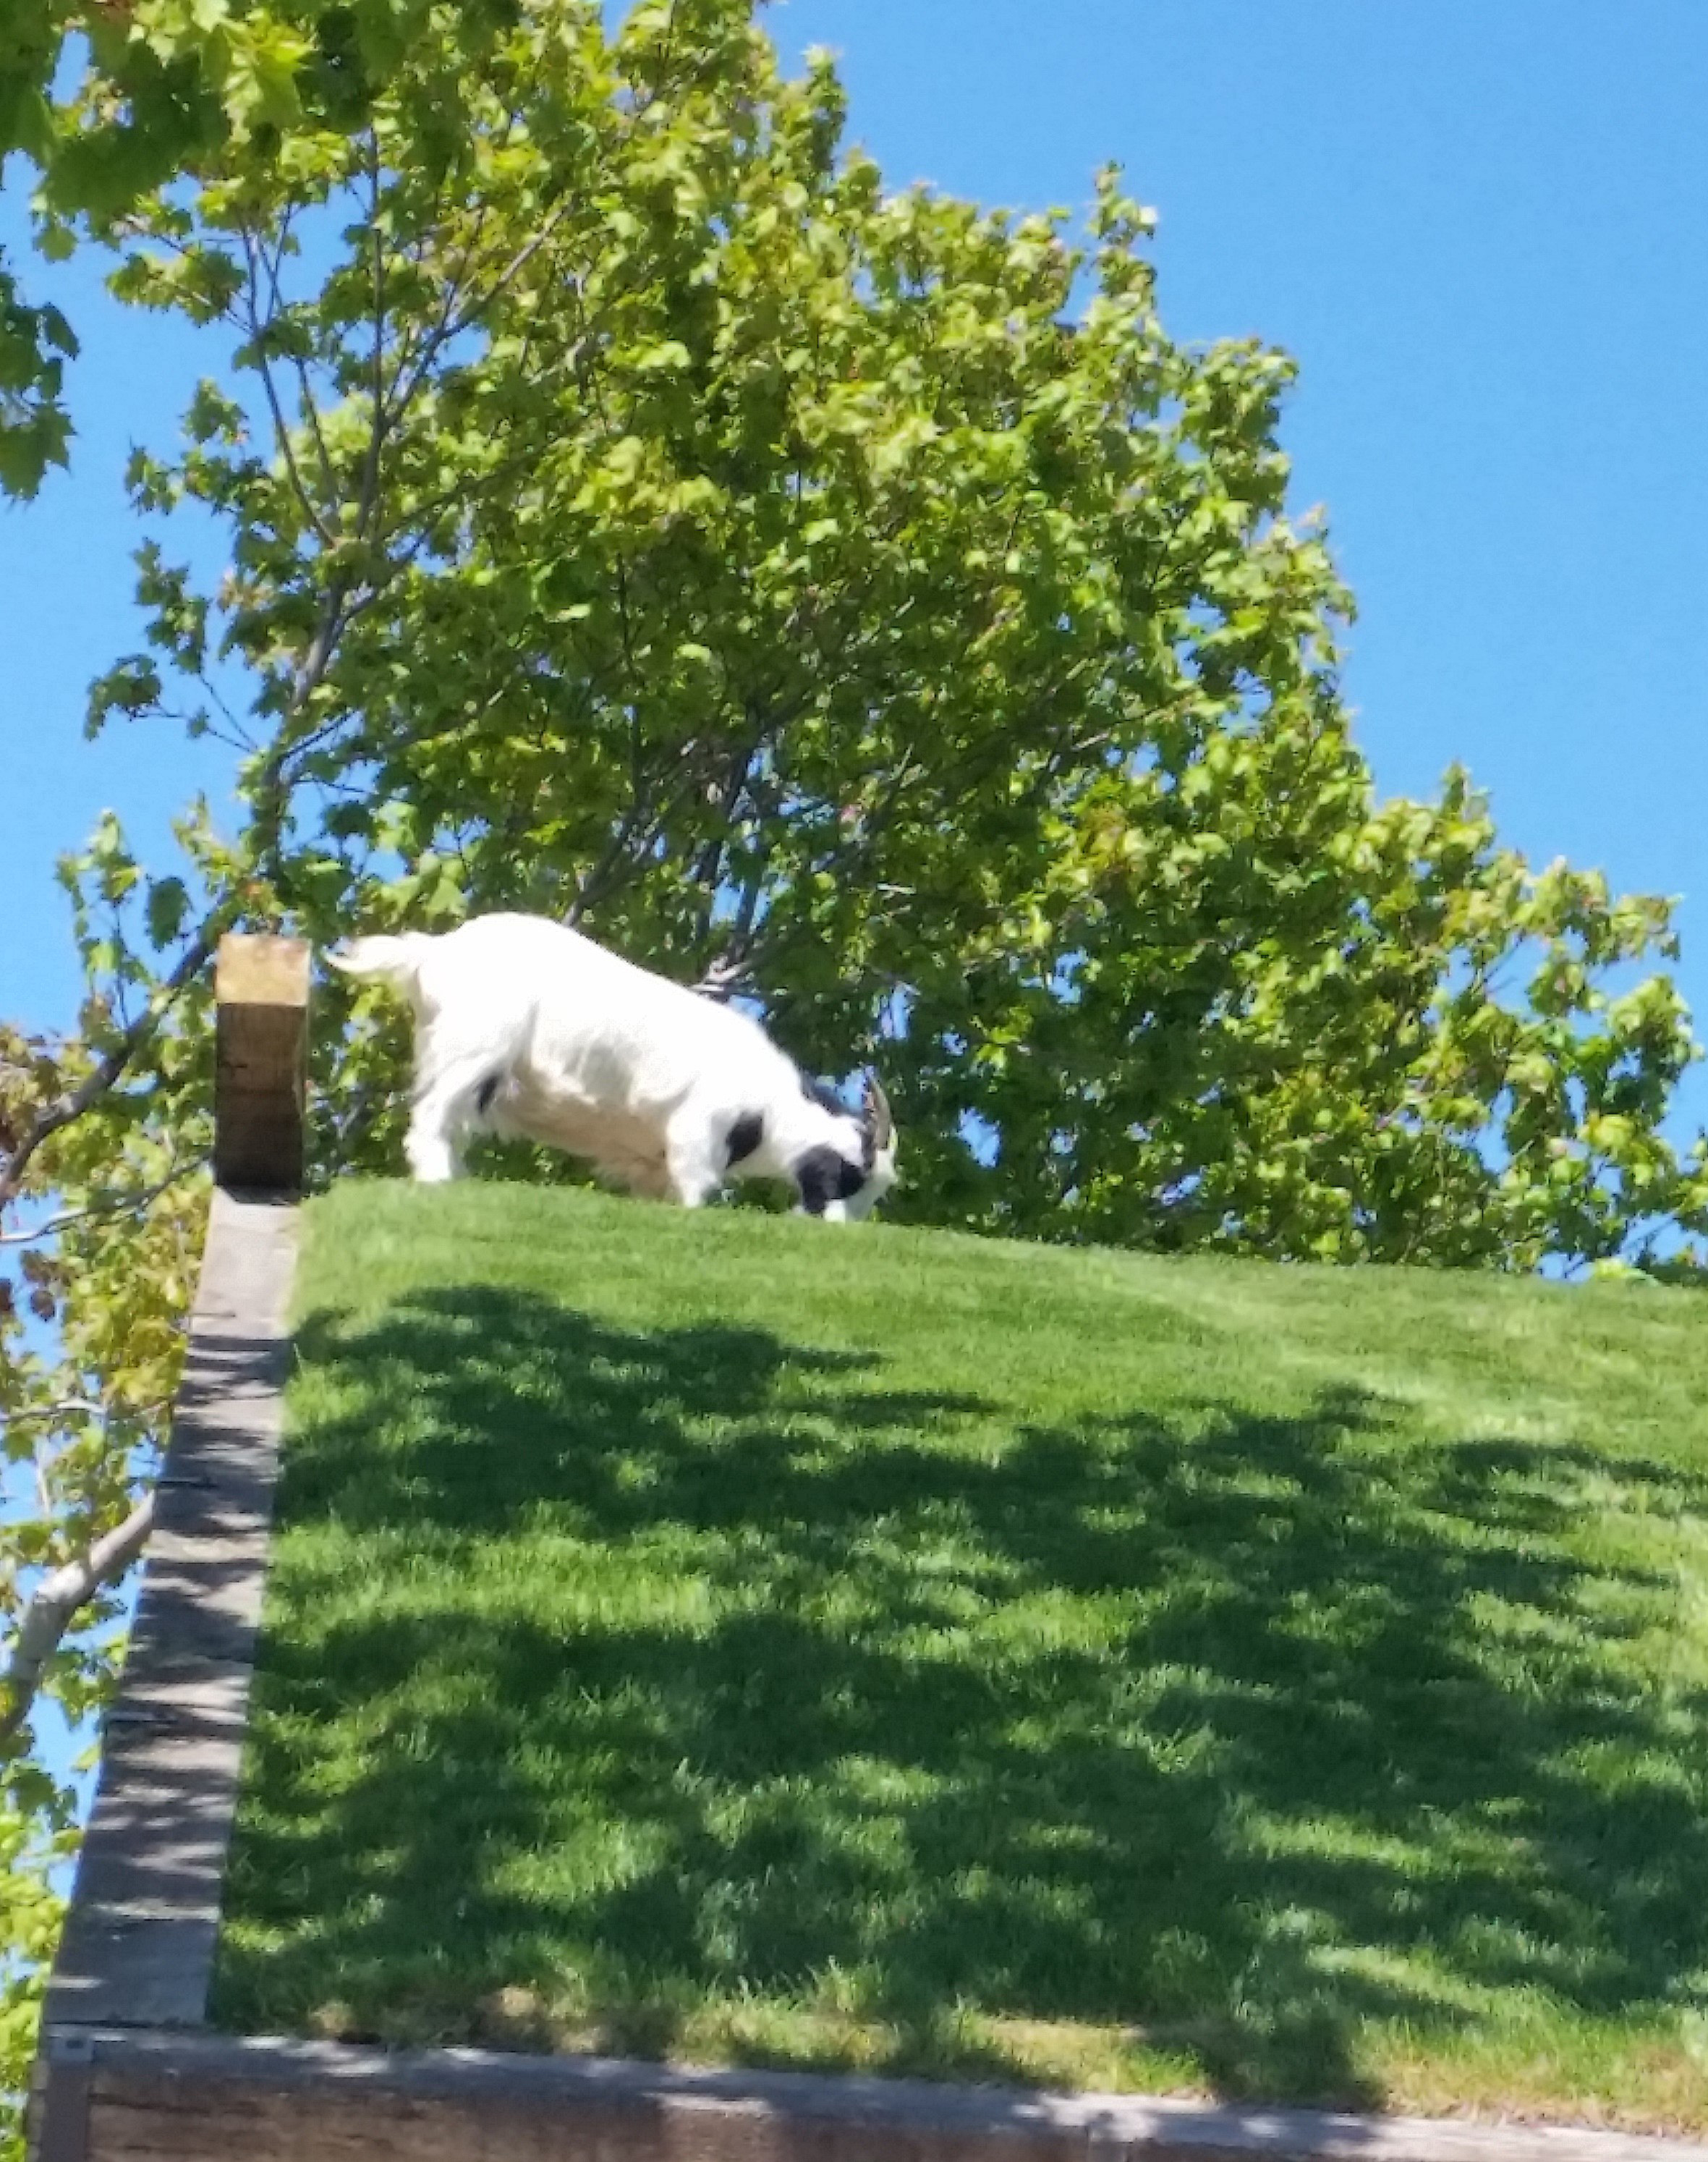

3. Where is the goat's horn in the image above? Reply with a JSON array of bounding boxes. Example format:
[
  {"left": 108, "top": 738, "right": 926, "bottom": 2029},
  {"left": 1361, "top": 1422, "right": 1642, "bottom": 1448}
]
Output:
[{"left": 864, "top": 1072, "right": 894, "bottom": 1148}]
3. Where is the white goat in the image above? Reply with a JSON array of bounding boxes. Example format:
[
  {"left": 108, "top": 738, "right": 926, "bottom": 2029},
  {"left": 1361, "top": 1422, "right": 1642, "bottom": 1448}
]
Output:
[{"left": 328, "top": 912, "right": 898, "bottom": 1219}]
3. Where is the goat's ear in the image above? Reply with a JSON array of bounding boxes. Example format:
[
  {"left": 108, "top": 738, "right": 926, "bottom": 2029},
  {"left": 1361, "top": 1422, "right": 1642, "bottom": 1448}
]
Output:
[{"left": 863, "top": 1072, "right": 894, "bottom": 1148}]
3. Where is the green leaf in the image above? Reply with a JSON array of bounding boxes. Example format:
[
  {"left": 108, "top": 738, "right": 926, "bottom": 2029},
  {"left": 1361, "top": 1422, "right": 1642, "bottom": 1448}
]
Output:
[{"left": 145, "top": 877, "right": 191, "bottom": 949}]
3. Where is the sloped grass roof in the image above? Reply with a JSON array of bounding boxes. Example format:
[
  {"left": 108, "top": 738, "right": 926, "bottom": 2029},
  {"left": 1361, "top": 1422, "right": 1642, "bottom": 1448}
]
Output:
[{"left": 212, "top": 1181, "right": 1708, "bottom": 2130}]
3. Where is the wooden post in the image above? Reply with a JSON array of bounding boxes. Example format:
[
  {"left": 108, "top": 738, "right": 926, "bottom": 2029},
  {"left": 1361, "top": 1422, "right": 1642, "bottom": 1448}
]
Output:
[{"left": 213, "top": 936, "right": 310, "bottom": 1193}]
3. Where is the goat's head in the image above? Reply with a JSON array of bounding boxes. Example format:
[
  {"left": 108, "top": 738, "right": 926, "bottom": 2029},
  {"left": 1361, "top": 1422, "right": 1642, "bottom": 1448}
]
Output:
[{"left": 791, "top": 1070, "right": 899, "bottom": 1221}]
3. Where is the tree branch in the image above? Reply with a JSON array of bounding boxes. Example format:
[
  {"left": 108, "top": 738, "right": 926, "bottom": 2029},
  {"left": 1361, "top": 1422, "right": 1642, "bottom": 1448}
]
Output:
[
  {"left": 239, "top": 221, "right": 336, "bottom": 549},
  {"left": 268, "top": 208, "right": 341, "bottom": 509},
  {"left": 0, "top": 1152, "right": 208, "bottom": 1248},
  {"left": 0, "top": 1398, "right": 107, "bottom": 1429},
  {"left": 0, "top": 1493, "right": 156, "bottom": 1737},
  {"left": 690, "top": 951, "right": 754, "bottom": 1001},
  {"left": 355, "top": 142, "right": 388, "bottom": 543},
  {"left": 0, "top": 925, "right": 224, "bottom": 1213}
]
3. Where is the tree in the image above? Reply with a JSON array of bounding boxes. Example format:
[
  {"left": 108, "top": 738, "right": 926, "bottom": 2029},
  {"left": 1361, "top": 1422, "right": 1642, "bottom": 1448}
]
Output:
[
  {"left": 90, "top": 0, "right": 1708, "bottom": 1266},
  {"left": 4, "top": 0, "right": 1708, "bottom": 2142}
]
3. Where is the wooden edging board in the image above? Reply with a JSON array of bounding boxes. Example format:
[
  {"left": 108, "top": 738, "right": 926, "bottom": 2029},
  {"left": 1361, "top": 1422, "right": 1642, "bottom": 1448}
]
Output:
[
  {"left": 28, "top": 1186, "right": 1708, "bottom": 2162},
  {"left": 37, "top": 2026, "right": 1708, "bottom": 2162},
  {"left": 32, "top": 1188, "right": 299, "bottom": 2160}
]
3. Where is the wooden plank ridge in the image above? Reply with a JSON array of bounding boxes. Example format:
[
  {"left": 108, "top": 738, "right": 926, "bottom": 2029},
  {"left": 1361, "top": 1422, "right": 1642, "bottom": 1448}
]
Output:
[
  {"left": 32, "top": 1190, "right": 299, "bottom": 2158},
  {"left": 35, "top": 2025, "right": 1708, "bottom": 2162}
]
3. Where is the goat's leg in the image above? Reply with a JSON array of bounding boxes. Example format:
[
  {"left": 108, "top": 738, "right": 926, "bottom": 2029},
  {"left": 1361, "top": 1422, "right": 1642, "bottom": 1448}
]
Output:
[
  {"left": 407, "top": 1045, "right": 504, "bottom": 1183},
  {"left": 663, "top": 1121, "right": 723, "bottom": 1209}
]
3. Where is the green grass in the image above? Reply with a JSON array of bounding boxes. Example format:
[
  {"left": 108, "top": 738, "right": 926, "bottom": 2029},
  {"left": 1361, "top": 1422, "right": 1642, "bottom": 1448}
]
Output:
[{"left": 212, "top": 1180, "right": 1708, "bottom": 2130}]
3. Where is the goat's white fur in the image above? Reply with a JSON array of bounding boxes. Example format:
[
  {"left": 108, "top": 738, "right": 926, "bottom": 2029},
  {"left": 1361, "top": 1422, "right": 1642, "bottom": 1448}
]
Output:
[{"left": 328, "top": 912, "right": 898, "bottom": 1218}]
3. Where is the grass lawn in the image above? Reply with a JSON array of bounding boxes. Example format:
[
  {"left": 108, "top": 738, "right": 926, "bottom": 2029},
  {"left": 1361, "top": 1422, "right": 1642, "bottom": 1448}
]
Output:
[{"left": 212, "top": 1179, "right": 1708, "bottom": 2131}]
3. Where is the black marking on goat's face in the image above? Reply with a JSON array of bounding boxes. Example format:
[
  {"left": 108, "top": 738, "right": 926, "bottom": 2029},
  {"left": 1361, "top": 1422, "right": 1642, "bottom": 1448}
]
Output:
[
  {"left": 793, "top": 1143, "right": 869, "bottom": 1217},
  {"left": 725, "top": 1110, "right": 765, "bottom": 1168},
  {"left": 475, "top": 1072, "right": 502, "bottom": 1116}
]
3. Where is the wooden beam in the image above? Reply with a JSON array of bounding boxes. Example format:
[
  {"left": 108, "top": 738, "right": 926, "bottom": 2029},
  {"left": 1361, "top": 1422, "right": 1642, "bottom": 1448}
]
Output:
[
  {"left": 38, "top": 2028, "right": 1708, "bottom": 2162},
  {"left": 213, "top": 936, "right": 310, "bottom": 1193},
  {"left": 30, "top": 1196, "right": 298, "bottom": 2161}
]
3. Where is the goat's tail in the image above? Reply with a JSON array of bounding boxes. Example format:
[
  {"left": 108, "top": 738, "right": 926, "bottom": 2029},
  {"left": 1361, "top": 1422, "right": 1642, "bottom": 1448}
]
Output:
[{"left": 325, "top": 932, "right": 433, "bottom": 991}]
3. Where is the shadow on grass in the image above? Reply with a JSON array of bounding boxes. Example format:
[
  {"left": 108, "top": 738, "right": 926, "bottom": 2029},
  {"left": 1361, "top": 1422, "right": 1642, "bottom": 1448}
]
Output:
[{"left": 214, "top": 1286, "right": 1708, "bottom": 2108}]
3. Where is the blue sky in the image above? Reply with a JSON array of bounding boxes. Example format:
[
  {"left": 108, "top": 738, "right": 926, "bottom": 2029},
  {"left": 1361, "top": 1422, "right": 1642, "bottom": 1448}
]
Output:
[{"left": 5, "top": 1, "right": 1708, "bottom": 1124}]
